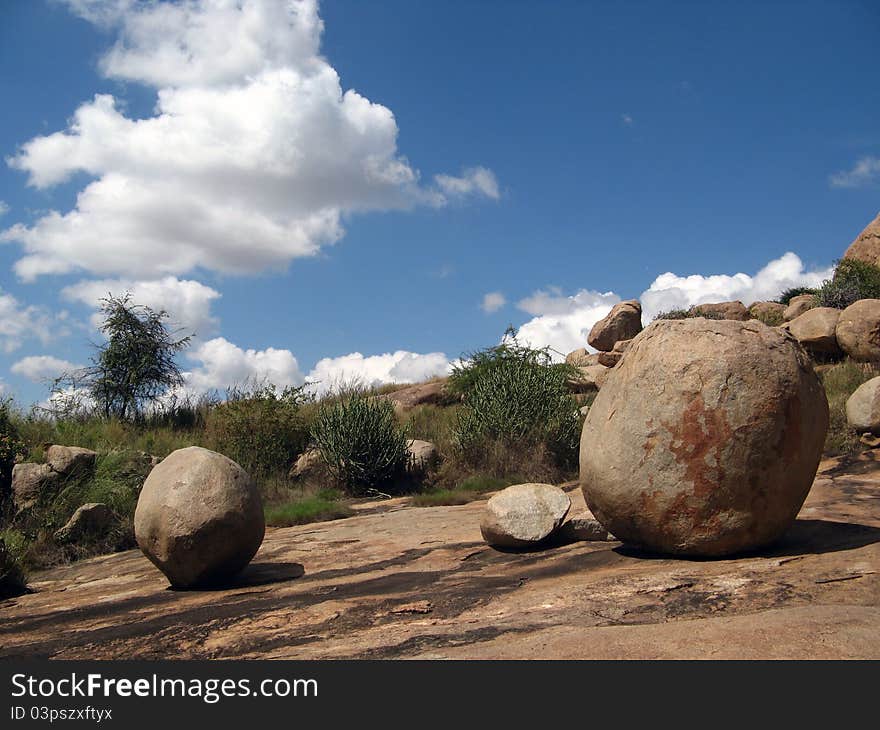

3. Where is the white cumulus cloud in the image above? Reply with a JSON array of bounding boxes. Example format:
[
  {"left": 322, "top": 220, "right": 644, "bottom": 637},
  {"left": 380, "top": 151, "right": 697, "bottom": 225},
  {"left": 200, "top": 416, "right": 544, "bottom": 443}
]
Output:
[
  {"left": 62, "top": 276, "right": 221, "bottom": 338},
  {"left": 515, "top": 288, "right": 621, "bottom": 358},
  {"left": 512, "top": 253, "right": 831, "bottom": 358},
  {"left": 306, "top": 350, "right": 451, "bottom": 395},
  {"left": 434, "top": 167, "right": 500, "bottom": 201},
  {"left": 2, "top": 0, "right": 498, "bottom": 281},
  {"left": 182, "top": 337, "right": 305, "bottom": 394},
  {"left": 11, "top": 355, "right": 81, "bottom": 383},
  {"left": 640, "top": 252, "right": 831, "bottom": 320},
  {"left": 829, "top": 157, "right": 880, "bottom": 188},
  {"left": 0, "top": 290, "right": 56, "bottom": 353},
  {"left": 481, "top": 291, "right": 506, "bottom": 313}
]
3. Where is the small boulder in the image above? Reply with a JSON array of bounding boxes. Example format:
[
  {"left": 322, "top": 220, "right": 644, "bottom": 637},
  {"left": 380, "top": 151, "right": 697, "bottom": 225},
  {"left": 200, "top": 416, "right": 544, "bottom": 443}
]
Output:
[
  {"left": 580, "top": 318, "right": 828, "bottom": 556},
  {"left": 588, "top": 300, "right": 642, "bottom": 352},
  {"left": 845, "top": 376, "right": 880, "bottom": 433},
  {"left": 54, "top": 503, "right": 113, "bottom": 543},
  {"left": 836, "top": 299, "right": 880, "bottom": 361},
  {"left": 289, "top": 448, "right": 323, "bottom": 480},
  {"left": 597, "top": 338, "right": 632, "bottom": 367},
  {"left": 11, "top": 463, "right": 58, "bottom": 512},
  {"left": 46, "top": 445, "right": 97, "bottom": 476},
  {"left": 374, "top": 380, "right": 453, "bottom": 413},
  {"left": 689, "top": 300, "right": 749, "bottom": 321},
  {"left": 783, "top": 294, "right": 816, "bottom": 321},
  {"left": 480, "top": 483, "right": 571, "bottom": 548},
  {"left": 567, "top": 364, "right": 609, "bottom": 392},
  {"left": 407, "top": 439, "right": 438, "bottom": 472},
  {"left": 565, "top": 348, "right": 601, "bottom": 367},
  {"left": 558, "top": 517, "right": 610, "bottom": 542},
  {"left": 785, "top": 307, "right": 842, "bottom": 357},
  {"left": 749, "top": 301, "right": 786, "bottom": 325},
  {"left": 842, "top": 211, "right": 880, "bottom": 267},
  {"left": 134, "top": 446, "right": 265, "bottom": 589}
]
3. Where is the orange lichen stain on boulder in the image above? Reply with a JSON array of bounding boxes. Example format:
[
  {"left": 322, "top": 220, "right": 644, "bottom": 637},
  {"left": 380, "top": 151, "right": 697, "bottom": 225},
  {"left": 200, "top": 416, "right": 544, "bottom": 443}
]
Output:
[{"left": 660, "top": 394, "right": 733, "bottom": 522}]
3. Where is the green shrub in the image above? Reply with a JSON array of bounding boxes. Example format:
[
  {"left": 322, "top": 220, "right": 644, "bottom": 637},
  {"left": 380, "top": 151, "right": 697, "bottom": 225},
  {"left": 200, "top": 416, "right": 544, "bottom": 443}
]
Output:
[
  {"left": 815, "top": 259, "right": 880, "bottom": 310},
  {"left": 777, "top": 287, "right": 817, "bottom": 306},
  {"left": 311, "top": 391, "right": 409, "bottom": 495},
  {"left": 0, "top": 399, "right": 26, "bottom": 514},
  {"left": 0, "top": 535, "right": 27, "bottom": 598},
  {"left": 450, "top": 333, "right": 580, "bottom": 478},
  {"left": 206, "top": 382, "right": 311, "bottom": 478},
  {"left": 411, "top": 474, "right": 518, "bottom": 507}
]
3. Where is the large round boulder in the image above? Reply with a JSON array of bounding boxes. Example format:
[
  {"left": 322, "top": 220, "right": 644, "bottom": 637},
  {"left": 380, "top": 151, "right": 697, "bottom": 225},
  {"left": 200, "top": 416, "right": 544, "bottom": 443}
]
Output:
[
  {"left": 480, "top": 483, "right": 570, "bottom": 548},
  {"left": 588, "top": 300, "right": 642, "bottom": 352},
  {"left": 845, "top": 376, "right": 880, "bottom": 433},
  {"left": 836, "top": 299, "right": 880, "bottom": 361},
  {"left": 134, "top": 446, "right": 265, "bottom": 589},
  {"left": 580, "top": 318, "right": 828, "bottom": 556},
  {"left": 785, "top": 307, "right": 842, "bottom": 357}
]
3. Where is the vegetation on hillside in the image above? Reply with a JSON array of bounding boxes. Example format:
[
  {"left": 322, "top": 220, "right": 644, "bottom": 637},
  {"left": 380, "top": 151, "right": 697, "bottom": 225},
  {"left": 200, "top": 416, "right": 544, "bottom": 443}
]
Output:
[{"left": 814, "top": 259, "right": 880, "bottom": 309}]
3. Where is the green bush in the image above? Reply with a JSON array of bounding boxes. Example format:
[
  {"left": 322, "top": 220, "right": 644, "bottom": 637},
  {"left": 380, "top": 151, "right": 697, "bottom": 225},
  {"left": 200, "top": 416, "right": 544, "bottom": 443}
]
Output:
[
  {"left": 0, "top": 535, "right": 27, "bottom": 598},
  {"left": 777, "top": 286, "right": 817, "bottom": 306},
  {"left": 451, "top": 334, "right": 580, "bottom": 477},
  {"left": 206, "top": 382, "right": 311, "bottom": 478},
  {"left": 311, "top": 391, "right": 410, "bottom": 495},
  {"left": 265, "top": 492, "right": 354, "bottom": 527},
  {"left": 0, "top": 400, "right": 26, "bottom": 514},
  {"left": 815, "top": 259, "right": 880, "bottom": 310}
]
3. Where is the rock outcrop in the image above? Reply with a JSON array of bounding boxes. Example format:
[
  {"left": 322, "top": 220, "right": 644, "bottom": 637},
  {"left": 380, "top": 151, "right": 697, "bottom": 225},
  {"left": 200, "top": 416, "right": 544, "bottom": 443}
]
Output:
[
  {"left": 689, "top": 300, "right": 749, "bottom": 321},
  {"left": 783, "top": 294, "right": 816, "bottom": 321},
  {"left": 842, "top": 211, "right": 880, "bottom": 267},
  {"left": 134, "top": 446, "right": 265, "bottom": 589},
  {"left": 846, "top": 377, "right": 880, "bottom": 433},
  {"left": 588, "top": 300, "right": 642, "bottom": 352},
  {"left": 580, "top": 318, "right": 829, "bottom": 556},
  {"left": 836, "top": 299, "right": 880, "bottom": 361},
  {"left": 785, "top": 307, "right": 842, "bottom": 357},
  {"left": 480, "top": 483, "right": 570, "bottom": 548}
]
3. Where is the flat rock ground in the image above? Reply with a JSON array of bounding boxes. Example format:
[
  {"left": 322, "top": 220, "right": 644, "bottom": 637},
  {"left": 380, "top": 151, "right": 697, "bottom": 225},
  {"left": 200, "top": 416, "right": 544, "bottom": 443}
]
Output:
[{"left": 2, "top": 454, "right": 879, "bottom": 659}]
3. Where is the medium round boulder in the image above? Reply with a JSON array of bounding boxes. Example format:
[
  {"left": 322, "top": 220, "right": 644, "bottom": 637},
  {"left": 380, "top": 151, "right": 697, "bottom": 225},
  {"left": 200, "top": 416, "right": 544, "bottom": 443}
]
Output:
[
  {"left": 134, "top": 446, "right": 265, "bottom": 589},
  {"left": 588, "top": 300, "right": 642, "bottom": 352},
  {"left": 845, "top": 376, "right": 880, "bottom": 433},
  {"left": 689, "top": 300, "right": 749, "bottom": 321},
  {"left": 565, "top": 348, "right": 600, "bottom": 367},
  {"left": 785, "top": 307, "right": 842, "bottom": 357},
  {"left": 480, "top": 483, "right": 570, "bottom": 548},
  {"left": 749, "top": 301, "right": 785, "bottom": 325},
  {"left": 836, "top": 299, "right": 880, "bottom": 361},
  {"left": 580, "top": 318, "right": 828, "bottom": 556},
  {"left": 783, "top": 294, "right": 816, "bottom": 322}
]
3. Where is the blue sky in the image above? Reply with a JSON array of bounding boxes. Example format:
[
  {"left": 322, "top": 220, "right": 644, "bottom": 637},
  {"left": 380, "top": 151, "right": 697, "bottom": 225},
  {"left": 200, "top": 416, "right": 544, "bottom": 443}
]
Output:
[{"left": 0, "top": 0, "right": 878, "bottom": 406}]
